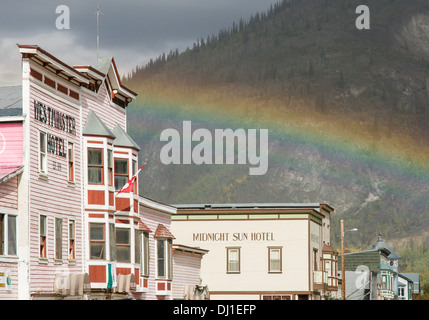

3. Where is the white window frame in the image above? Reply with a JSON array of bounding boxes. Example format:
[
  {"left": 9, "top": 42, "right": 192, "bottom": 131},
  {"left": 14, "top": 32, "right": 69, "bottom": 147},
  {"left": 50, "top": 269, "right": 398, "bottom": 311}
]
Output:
[
  {"left": 109, "top": 222, "right": 116, "bottom": 261},
  {"left": 0, "top": 210, "right": 17, "bottom": 257},
  {"left": 227, "top": 247, "right": 240, "bottom": 273},
  {"left": 89, "top": 222, "right": 106, "bottom": 260},
  {"left": 68, "top": 219, "right": 75, "bottom": 261},
  {"left": 68, "top": 142, "right": 74, "bottom": 182},
  {"left": 39, "top": 214, "right": 48, "bottom": 260},
  {"left": 116, "top": 226, "right": 131, "bottom": 263},
  {"left": 268, "top": 247, "right": 282, "bottom": 273},
  {"left": 156, "top": 238, "right": 172, "bottom": 280},
  {"left": 114, "top": 157, "right": 128, "bottom": 191},
  {"left": 141, "top": 232, "right": 150, "bottom": 277},
  {"left": 39, "top": 130, "right": 47, "bottom": 174},
  {"left": 135, "top": 229, "right": 141, "bottom": 267}
]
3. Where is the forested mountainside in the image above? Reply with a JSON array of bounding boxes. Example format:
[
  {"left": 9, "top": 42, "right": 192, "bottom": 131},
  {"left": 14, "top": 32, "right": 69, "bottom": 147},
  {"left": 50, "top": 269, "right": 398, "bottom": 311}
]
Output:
[{"left": 122, "top": 0, "right": 429, "bottom": 279}]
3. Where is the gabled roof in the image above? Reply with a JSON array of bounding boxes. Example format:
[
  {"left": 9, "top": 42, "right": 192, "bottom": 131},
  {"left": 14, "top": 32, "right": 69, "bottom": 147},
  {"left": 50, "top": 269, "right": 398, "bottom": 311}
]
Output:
[
  {"left": 0, "top": 165, "right": 23, "bottom": 185},
  {"left": 138, "top": 220, "right": 152, "bottom": 233},
  {"left": 369, "top": 235, "right": 400, "bottom": 260},
  {"left": 92, "top": 56, "right": 137, "bottom": 100},
  {"left": 154, "top": 224, "right": 175, "bottom": 239},
  {"left": 323, "top": 243, "right": 338, "bottom": 254},
  {"left": 83, "top": 110, "right": 116, "bottom": 138},
  {"left": 113, "top": 124, "right": 140, "bottom": 151},
  {"left": 18, "top": 44, "right": 136, "bottom": 107},
  {"left": 0, "top": 85, "right": 22, "bottom": 117},
  {"left": 95, "top": 57, "right": 113, "bottom": 75}
]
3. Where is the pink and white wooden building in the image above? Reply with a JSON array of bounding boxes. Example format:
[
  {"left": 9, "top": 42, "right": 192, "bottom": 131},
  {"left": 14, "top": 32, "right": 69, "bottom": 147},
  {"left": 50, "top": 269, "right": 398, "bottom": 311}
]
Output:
[{"left": 0, "top": 45, "right": 206, "bottom": 300}]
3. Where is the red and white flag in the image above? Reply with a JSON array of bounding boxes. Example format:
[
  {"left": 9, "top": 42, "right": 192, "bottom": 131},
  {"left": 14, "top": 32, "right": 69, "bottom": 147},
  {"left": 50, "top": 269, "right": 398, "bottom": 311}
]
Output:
[{"left": 116, "top": 161, "right": 147, "bottom": 196}]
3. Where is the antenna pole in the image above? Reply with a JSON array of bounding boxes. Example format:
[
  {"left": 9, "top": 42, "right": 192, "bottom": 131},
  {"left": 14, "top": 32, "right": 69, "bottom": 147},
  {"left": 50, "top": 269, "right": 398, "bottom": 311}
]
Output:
[{"left": 96, "top": 4, "right": 102, "bottom": 60}]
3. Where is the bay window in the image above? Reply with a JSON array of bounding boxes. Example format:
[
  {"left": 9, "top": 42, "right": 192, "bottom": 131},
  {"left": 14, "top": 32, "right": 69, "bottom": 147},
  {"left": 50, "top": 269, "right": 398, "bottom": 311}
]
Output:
[
  {"left": 132, "top": 160, "right": 137, "bottom": 194},
  {"left": 157, "top": 238, "right": 172, "bottom": 279},
  {"left": 108, "top": 150, "right": 113, "bottom": 186},
  {"left": 88, "top": 148, "right": 103, "bottom": 184},
  {"left": 142, "top": 232, "right": 150, "bottom": 276},
  {"left": 109, "top": 223, "right": 116, "bottom": 261},
  {"left": 116, "top": 227, "right": 130, "bottom": 262},
  {"left": 114, "top": 158, "right": 128, "bottom": 191},
  {"left": 135, "top": 230, "right": 141, "bottom": 266},
  {"left": 90, "top": 223, "right": 105, "bottom": 260}
]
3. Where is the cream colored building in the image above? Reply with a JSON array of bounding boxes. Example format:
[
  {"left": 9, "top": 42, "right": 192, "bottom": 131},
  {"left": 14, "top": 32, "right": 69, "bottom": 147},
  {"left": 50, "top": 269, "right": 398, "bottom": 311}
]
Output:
[{"left": 171, "top": 203, "right": 339, "bottom": 300}]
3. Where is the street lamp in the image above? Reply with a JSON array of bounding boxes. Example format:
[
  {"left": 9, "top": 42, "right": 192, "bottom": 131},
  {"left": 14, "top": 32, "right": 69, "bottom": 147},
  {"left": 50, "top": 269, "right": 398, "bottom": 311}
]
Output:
[{"left": 341, "top": 220, "right": 358, "bottom": 300}]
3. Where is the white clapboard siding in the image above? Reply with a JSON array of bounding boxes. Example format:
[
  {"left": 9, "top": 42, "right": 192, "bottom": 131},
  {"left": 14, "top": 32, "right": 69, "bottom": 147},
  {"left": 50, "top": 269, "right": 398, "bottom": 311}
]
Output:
[{"left": 172, "top": 251, "right": 203, "bottom": 300}]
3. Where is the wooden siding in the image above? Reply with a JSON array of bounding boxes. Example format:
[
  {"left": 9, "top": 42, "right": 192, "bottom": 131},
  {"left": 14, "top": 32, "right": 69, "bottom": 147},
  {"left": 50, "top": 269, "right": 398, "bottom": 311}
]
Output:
[
  {"left": 172, "top": 251, "right": 203, "bottom": 300},
  {"left": 28, "top": 80, "right": 83, "bottom": 293},
  {"left": 88, "top": 190, "right": 105, "bottom": 205},
  {"left": 18, "top": 56, "right": 135, "bottom": 297},
  {"left": 139, "top": 204, "right": 173, "bottom": 300},
  {"left": 0, "top": 176, "right": 18, "bottom": 210},
  {"left": 80, "top": 84, "right": 126, "bottom": 133},
  {"left": 116, "top": 198, "right": 130, "bottom": 212}
]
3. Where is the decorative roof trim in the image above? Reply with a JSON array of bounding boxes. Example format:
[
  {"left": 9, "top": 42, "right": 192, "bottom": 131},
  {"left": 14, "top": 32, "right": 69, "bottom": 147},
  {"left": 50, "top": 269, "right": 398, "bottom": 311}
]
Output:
[{"left": 18, "top": 44, "right": 90, "bottom": 85}]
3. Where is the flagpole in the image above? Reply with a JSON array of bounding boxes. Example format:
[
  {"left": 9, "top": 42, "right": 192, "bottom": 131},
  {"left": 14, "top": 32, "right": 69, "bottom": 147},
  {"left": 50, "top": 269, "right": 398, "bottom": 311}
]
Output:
[{"left": 115, "top": 161, "right": 148, "bottom": 197}]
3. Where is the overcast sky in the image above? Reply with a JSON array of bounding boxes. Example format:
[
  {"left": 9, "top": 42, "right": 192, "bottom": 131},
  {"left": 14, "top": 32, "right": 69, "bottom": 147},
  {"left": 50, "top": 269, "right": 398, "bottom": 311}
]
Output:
[{"left": 0, "top": 0, "right": 279, "bottom": 86}]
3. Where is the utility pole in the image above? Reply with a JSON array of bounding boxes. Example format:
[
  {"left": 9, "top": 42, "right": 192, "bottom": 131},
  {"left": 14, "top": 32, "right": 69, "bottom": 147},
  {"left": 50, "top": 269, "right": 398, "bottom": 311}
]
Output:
[{"left": 341, "top": 219, "right": 345, "bottom": 300}]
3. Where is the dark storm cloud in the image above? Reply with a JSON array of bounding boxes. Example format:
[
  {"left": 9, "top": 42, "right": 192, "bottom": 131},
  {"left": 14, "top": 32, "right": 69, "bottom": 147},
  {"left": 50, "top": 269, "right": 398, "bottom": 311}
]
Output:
[{"left": 0, "top": 0, "right": 279, "bottom": 85}]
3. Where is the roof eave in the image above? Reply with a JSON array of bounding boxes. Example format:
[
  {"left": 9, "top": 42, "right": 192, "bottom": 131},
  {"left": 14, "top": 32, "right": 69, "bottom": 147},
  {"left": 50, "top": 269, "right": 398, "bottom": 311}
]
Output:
[{"left": 18, "top": 45, "right": 90, "bottom": 85}]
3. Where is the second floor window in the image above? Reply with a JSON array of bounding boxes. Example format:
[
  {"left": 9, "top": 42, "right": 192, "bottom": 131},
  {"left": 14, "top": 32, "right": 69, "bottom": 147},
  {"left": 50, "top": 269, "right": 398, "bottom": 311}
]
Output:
[
  {"left": 132, "top": 160, "right": 137, "bottom": 194},
  {"left": 68, "top": 142, "right": 74, "bottom": 182},
  {"left": 88, "top": 148, "right": 103, "bottom": 184},
  {"left": 114, "top": 158, "right": 128, "bottom": 191},
  {"left": 108, "top": 150, "right": 113, "bottom": 186},
  {"left": 39, "top": 131, "right": 47, "bottom": 173},
  {"left": 227, "top": 247, "right": 240, "bottom": 273},
  {"left": 268, "top": 247, "right": 282, "bottom": 273}
]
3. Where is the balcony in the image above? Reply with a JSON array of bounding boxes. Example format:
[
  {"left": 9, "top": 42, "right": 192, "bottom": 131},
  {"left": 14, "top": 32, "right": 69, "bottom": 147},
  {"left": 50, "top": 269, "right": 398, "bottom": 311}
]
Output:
[{"left": 313, "top": 270, "right": 328, "bottom": 291}]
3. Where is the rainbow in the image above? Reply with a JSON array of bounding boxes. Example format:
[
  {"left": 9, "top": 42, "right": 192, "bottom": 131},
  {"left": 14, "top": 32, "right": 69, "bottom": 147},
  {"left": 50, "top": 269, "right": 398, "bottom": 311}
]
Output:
[{"left": 125, "top": 79, "right": 429, "bottom": 213}]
